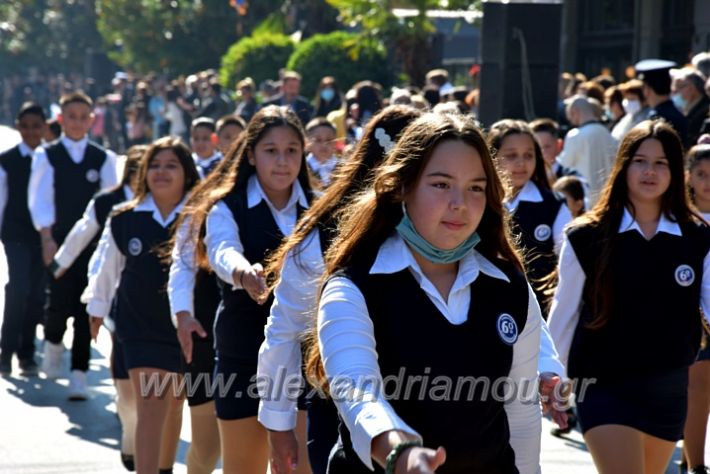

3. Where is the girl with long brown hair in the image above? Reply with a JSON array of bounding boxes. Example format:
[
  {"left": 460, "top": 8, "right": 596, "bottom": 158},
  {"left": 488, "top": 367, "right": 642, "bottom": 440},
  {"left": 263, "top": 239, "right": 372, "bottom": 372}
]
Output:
[
  {"left": 86, "top": 137, "right": 200, "bottom": 473},
  {"left": 308, "top": 113, "right": 544, "bottom": 473},
  {"left": 679, "top": 144, "right": 710, "bottom": 474},
  {"left": 488, "top": 119, "right": 573, "bottom": 314},
  {"left": 548, "top": 120, "right": 710, "bottom": 474},
  {"left": 183, "top": 105, "right": 314, "bottom": 473},
  {"left": 257, "top": 105, "right": 422, "bottom": 474}
]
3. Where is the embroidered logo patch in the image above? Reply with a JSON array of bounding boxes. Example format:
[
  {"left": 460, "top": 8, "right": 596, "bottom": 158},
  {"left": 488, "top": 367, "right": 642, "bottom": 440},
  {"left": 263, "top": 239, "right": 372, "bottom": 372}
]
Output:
[
  {"left": 534, "top": 224, "right": 552, "bottom": 241},
  {"left": 675, "top": 264, "right": 695, "bottom": 287},
  {"left": 128, "top": 238, "right": 142, "bottom": 256},
  {"left": 86, "top": 169, "right": 99, "bottom": 183},
  {"left": 497, "top": 313, "right": 518, "bottom": 345}
]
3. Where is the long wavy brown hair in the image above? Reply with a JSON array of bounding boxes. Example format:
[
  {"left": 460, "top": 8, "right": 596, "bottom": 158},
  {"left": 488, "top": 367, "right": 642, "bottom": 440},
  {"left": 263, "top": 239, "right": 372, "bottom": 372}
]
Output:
[
  {"left": 264, "top": 105, "right": 422, "bottom": 287},
  {"left": 177, "top": 105, "right": 314, "bottom": 271},
  {"left": 573, "top": 120, "right": 704, "bottom": 329},
  {"left": 304, "top": 112, "right": 525, "bottom": 390}
]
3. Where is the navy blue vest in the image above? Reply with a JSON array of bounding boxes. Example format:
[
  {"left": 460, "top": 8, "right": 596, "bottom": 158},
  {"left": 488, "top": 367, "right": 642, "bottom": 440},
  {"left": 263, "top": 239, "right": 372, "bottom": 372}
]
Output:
[
  {"left": 213, "top": 189, "right": 305, "bottom": 361},
  {"left": 111, "top": 208, "right": 179, "bottom": 347},
  {"left": 0, "top": 145, "right": 39, "bottom": 245},
  {"left": 510, "top": 186, "right": 564, "bottom": 309},
  {"left": 330, "top": 256, "right": 529, "bottom": 474},
  {"left": 194, "top": 269, "right": 220, "bottom": 345},
  {"left": 567, "top": 221, "right": 710, "bottom": 381},
  {"left": 94, "top": 186, "right": 128, "bottom": 229},
  {"left": 196, "top": 156, "right": 222, "bottom": 179},
  {"left": 46, "top": 140, "right": 107, "bottom": 244}
]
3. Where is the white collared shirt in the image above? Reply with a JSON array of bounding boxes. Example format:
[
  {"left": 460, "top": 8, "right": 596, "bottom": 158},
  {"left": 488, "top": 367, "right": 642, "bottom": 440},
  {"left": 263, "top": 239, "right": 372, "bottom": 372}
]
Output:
[
  {"left": 318, "top": 234, "right": 542, "bottom": 472},
  {"left": 205, "top": 174, "right": 309, "bottom": 288},
  {"left": 193, "top": 151, "right": 223, "bottom": 180},
  {"left": 85, "top": 194, "right": 184, "bottom": 318},
  {"left": 307, "top": 153, "right": 339, "bottom": 186},
  {"left": 28, "top": 134, "right": 118, "bottom": 230},
  {"left": 548, "top": 208, "right": 710, "bottom": 376},
  {"left": 505, "top": 180, "right": 573, "bottom": 254},
  {"left": 257, "top": 228, "right": 325, "bottom": 430},
  {"left": 0, "top": 142, "right": 38, "bottom": 233},
  {"left": 167, "top": 216, "right": 198, "bottom": 325},
  {"left": 55, "top": 185, "right": 133, "bottom": 271}
]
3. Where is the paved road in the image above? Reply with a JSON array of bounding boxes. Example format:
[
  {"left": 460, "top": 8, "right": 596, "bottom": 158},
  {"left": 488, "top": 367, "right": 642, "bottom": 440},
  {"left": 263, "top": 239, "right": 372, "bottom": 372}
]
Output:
[{"left": 0, "top": 246, "right": 698, "bottom": 473}]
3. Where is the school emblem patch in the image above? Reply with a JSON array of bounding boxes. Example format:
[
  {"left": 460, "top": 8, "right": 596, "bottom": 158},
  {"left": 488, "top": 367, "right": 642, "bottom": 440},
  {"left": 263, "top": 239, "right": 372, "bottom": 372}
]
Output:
[
  {"left": 497, "top": 313, "right": 518, "bottom": 345},
  {"left": 534, "top": 224, "right": 552, "bottom": 241},
  {"left": 128, "top": 238, "right": 142, "bottom": 256},
  {"left": 675, "top": 264, "right": 695, "bottom": 287},
  {"left": 85, "top": 169, "right": 100, "bottom": 183}
]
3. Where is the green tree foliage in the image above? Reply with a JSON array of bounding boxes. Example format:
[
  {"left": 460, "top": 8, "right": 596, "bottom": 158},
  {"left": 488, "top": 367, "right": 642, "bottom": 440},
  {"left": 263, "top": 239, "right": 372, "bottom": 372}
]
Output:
[
  {"left": 0, "top": 0, "right": 103, "bottom": 74},
  {"left": 326, "top": 0, "right": 481, "bottom": 85},
  {"left": 287, "top": 31, "right": 392, "bottom": 98},
  {"left": 96, "top": 0, "right": 239, "bottom": 75},
  {"left": 219, "top": 33, "right": 295, "bottom": 91}
]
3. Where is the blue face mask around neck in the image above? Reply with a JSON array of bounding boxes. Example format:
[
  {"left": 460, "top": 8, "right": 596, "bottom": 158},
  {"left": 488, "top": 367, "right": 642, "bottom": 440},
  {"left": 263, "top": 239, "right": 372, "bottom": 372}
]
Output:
[{"left": 395, "top": 203, "right": 481, "bottom": 264}]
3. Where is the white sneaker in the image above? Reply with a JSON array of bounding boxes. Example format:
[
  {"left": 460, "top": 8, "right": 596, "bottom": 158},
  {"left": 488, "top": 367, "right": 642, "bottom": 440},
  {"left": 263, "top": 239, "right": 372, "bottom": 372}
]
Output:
[
  {"left": 68, "top": 370, "right": 89, "bottom": 401},
  {"left": 41, "top": 341, "right": 64, "bottom": 379}
]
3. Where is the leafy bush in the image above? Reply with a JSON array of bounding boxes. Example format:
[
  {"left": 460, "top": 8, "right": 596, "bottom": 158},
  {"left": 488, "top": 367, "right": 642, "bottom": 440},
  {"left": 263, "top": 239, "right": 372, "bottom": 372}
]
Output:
[
  {"left": 220, "top": 33, "right": 294, "bottom": 90},
  {"left": 287, "top": 31, "right": 393, "bottom": 99}
]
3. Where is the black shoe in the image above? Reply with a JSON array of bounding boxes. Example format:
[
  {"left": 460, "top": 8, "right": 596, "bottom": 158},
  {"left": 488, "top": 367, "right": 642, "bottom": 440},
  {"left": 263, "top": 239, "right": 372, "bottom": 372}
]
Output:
[
  {"left": 690, "top": 466, "right": 709, "bottom": 474},
  {"left": 158, "top": 469, "right": 173, "bottom": 474},
  {"left": 19, "top": 358, "right": 39, "bottom": 377},
  {"left": 120, "top": 452, "right": 135, "bottom": 472},
  {"left": 550, "top": 409, "right": 578, "bottom": 437},
  {"left": 0, "top": 358, "right": 11, "bottom": 376}
]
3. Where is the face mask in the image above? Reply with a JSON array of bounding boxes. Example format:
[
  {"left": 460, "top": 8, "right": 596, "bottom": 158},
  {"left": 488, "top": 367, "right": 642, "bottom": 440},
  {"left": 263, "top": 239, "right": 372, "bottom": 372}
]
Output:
[
  {"left": 622, "top": 98, "right": 641, "bottom": 115},
  {"left": 396, "top": 204, "right": 481, "bottom": 264},
  {"left": 320, "top": 87, "right": 335, "bottom": 102},
  {"left": 671, "top": 93, "right": 687, "bottom": 111},
  {"left": 603, "top": 107, "right": 613, "bottom": 120}
]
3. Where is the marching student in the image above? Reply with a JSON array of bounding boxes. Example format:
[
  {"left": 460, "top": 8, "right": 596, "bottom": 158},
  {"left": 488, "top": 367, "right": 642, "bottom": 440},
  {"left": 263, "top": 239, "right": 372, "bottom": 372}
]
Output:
[
  {"left": 29, "top": 91, "right": 117, "bottom": 399},
  {"left": 548, "top": 120, "right": 710, "bottom": 474},
  {"left": 681, "top": 143, "right": 710, "bottom": 474},
  {"left": 166, "top": 154, "right": 241, "bottom": 474},
  {"left": 87, "top": 137, "right": 200, "bottom": 474},
  {"left": 529, "top": 118, "right": 584, "bottom": 188},
  {"left": 52, "top": 145, "right": 145, "bottom": 277},
  {"left": 305, "top": 117, "right": 339, "bottom": 187},
  {"left": 184, "top": 105, "right": 314, "bottom": 473},
  {"left": 688, "top": 144, "right": 710, "bottom": 222},
  {"left": 488, "top": 119, "right": 573, "bottom": 313},
  {"left": 259, "top": 105, "right": 423, "bottom": 474},
  {"left": 0, "top": 102, "right": 47, "bottom": 376},
  {"left": 71, "top": 144, "right": 145, "bottom": 471},
  {"left": 553, "top": 176, "right": 586, "bottom": 218},
  {"left": 308, "top": 112, "right": 543, "bottom": 473},
  {"left": 190, "top": 117, "right": 222, "bottom": 180},
  {"left": 216, "top": 114, "right": 246, "bottom": 156}
]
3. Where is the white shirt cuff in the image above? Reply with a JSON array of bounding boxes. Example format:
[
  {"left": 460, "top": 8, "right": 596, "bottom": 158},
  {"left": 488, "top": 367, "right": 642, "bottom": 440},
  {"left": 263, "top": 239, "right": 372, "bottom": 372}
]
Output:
[
  {"left": 86, "top": 301, "right": 110, "bottom": 319},
  {"left": 350, "top": 403, "right": 421, "bottom": 470},
  {"left": 258, "top": 402, "right": 299, "bottom": 432}
]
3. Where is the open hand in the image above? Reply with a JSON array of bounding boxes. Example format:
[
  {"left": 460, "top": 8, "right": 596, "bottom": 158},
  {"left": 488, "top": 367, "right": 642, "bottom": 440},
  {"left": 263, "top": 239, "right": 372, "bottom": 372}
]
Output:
[
  {"left": 396, "top": 446, "right": 447, "bottom": 473},
  {"left": 176, "top": 312, "right": 207, "bottom": 364},
  {"left": 539, "top": 372, "right": 570, "bottom": 429},
  {"left": 240, "top": 263, "right": 268, "bottom": 304},
  {"left": 268, "top": 429, "right": 299, "bottom": 474}
]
